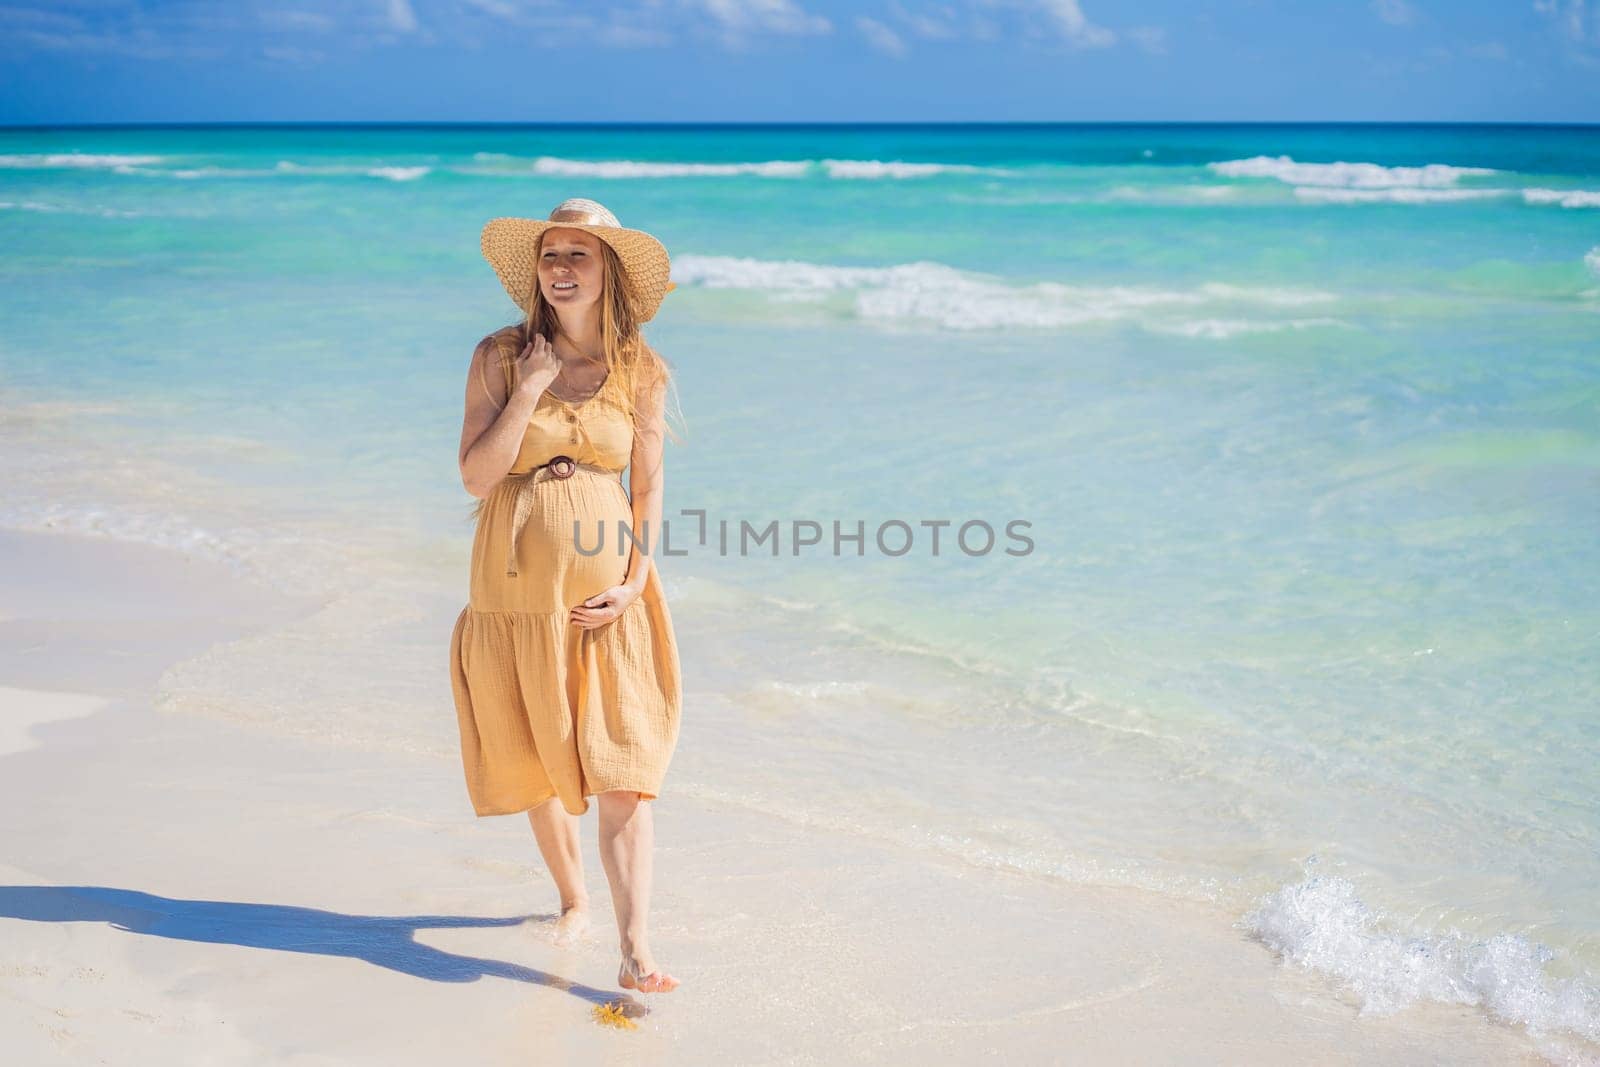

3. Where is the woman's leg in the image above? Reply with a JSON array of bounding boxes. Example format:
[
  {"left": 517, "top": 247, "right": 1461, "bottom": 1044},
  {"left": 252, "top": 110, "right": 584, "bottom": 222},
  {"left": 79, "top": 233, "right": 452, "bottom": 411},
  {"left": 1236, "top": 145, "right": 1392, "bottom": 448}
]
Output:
[
  {"left": 526, "top": 795, "right": 590, "bottom": 941},
  {"left": 598, "top": 789, "right": 679, "bottom": 991}
]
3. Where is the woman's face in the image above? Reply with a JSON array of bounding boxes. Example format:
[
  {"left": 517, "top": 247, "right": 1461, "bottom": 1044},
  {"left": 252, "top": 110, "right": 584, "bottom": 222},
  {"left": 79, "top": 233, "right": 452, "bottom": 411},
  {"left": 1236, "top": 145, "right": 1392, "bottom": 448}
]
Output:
[{"left": 538, "top": 227, "right": 606, "bottom": 312}]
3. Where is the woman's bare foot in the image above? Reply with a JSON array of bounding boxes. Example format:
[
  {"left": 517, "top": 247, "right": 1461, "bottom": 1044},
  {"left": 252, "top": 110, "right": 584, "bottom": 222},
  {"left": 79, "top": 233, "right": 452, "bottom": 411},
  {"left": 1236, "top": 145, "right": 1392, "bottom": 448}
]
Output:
[
  {"left": 618, "top": 949, "right": 679, "bottom": 993},
  {"left": 553, "top": 899, "right": 591, "bottom": 945}
]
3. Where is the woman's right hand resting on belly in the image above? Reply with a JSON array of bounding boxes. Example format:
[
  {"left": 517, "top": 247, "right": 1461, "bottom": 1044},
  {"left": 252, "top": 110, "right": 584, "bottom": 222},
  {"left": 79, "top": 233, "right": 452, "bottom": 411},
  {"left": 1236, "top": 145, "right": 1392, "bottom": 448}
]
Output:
[{"left": 458, "top": 331, "right": 562, "bottom": 499}]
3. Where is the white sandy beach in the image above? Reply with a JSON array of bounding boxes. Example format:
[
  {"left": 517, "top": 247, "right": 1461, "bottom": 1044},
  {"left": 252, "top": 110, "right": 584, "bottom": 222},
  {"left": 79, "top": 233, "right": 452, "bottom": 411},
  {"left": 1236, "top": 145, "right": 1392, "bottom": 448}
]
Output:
[{"left": 0, "top": 526, "right": 1555, "bottom": 1064}]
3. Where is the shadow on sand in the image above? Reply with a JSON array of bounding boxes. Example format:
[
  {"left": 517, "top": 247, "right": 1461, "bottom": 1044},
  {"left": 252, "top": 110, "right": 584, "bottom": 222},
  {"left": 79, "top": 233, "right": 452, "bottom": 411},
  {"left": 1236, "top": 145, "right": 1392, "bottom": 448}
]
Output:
[{"left": 0, "top": 885, "right": 643, "bottom": 1015}]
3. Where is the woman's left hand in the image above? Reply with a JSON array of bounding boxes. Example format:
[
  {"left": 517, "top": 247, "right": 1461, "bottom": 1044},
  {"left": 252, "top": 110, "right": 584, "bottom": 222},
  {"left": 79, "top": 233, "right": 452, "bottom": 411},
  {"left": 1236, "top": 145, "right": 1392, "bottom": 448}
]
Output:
[{"left": 570, "top": 583, "right": 641, "bottom": 629}]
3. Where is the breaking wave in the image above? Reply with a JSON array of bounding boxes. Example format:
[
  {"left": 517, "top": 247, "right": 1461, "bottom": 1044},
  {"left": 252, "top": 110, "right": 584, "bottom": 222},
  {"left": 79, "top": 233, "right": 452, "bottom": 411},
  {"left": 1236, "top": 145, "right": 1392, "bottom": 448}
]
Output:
[
  {"left": 671, "top": 253, "right": 1343, "bottom": 334},
  {"left": 1208, "top": 154, "right": 1498, "bottom": 188},
  {"left": 1244, "top": 866, "right": 1600, "bottom": 1063}
]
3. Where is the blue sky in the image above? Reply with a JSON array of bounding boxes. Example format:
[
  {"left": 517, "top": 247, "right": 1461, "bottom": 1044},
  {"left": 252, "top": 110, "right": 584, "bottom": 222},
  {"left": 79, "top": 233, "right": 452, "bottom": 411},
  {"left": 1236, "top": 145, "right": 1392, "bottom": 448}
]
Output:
[{"left": 1, "top": 0, "right": 1597, "bottom": 124}]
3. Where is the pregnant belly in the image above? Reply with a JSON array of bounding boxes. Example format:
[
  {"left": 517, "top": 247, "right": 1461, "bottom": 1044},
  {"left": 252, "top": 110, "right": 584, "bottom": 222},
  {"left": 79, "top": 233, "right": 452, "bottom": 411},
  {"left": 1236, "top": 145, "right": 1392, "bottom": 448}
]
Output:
[{"left": 470, "top": 472, "right": 635, "bottom": 614}]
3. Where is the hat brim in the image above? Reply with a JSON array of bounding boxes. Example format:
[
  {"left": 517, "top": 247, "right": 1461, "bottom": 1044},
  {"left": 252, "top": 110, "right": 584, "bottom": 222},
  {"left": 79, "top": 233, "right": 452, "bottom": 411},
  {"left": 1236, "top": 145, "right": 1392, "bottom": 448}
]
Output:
[{"left": 481, "top": 216, "right": 673, "bottom": 323}]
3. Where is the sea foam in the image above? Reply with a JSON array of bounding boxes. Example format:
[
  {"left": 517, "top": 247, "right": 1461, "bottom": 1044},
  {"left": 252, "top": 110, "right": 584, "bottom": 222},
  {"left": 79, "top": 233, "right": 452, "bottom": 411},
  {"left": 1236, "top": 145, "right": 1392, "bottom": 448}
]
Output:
[
  {"left": 0, "top": 199, "right": 149, "bottom": 218},
  {"left": 819, "top": 158, "right": 1007, "bottom": 178},
  {"left": 524, "top": 155, "right": 809, "bottom": 178},
  {"left": 110, "top": 160, "right": 434, "bottom": 181},
  {"left": 1524, "top": 188, "right": 1600, "bottom": 209},
  {"left": 464, "top": 153, "right": 1008, "bottom": 179},
  {"left": 1209, "top": 154, "right": 1497, "bottom": 188},
  {"left": 1244, "top": 867, "right": 1600, "bottom": 1060},
  {"left": 365, "top": 166, "right": 430, "bottom": 181},
  {"left": 1293, "top": 186, "right": 1508, "bottom": 204},
  {"left": 671, "top": 253, "right": 1341, "bottom": 333},
  {"left": 0, "top": 153, "right": 165, "bottom": 169}
]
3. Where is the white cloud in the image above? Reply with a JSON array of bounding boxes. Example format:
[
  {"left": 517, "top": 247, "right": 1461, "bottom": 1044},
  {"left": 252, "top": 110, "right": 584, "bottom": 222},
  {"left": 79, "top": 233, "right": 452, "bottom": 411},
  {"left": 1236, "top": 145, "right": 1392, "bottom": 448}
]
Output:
[
  {"left": 0, "top": 0, "right": 442, "bottom": 56},
  {"left": 856, "top": 15, "right": 906, "bottom": 56},
  {"left": 886, "top": 0, "right": 959, "bottom": 39},
  {"left": 694, "top": 0, "right": 831, "bottom": 36},
  {"left": 456, "top": 1, "right": 593, "bottom": 28},
  {"left": 975, "top": 0, "right": 1117, "bottom": 49},
  {"left": 2, "top": 27, "right": 223, "bottom": 59},
  {"left": 426, "top": 0, "right": 675, "bottom": 47},
  {"left": 387, "top": 0, "right": 418, "bottom": 33},
  {"left": 0, "top": 6, "right": 230, "bottom": 58},
  {"left": 1371, "top": 0, "right": 1416, "bottom": 26},
  {"left": 597, "top": 20, "right": 674, "bottom": 47},
  {"left": 1125, "top": 24, "right": 1166, "bottom": 55},
  {"left": 1534, "top": 0, "right": 1597, "bottom": 43},
  {"left": 258, "top": 9, "right": 336, "bottom": 33},
  {"left": 0, "top": 5, "right": 84, "bottom": 33},
  {"left": 460, "top": 0, "right": 522, "bottom": 17},
  {"left": 1035, "top": 0, "right": 1116, "bottom": 48}
]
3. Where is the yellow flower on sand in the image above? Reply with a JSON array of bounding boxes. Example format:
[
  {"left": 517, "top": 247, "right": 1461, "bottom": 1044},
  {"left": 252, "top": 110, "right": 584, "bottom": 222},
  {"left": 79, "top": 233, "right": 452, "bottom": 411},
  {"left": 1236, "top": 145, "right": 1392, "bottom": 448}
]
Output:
[{"left": 591, "top": 1000, "right": 637, "bottom": 1030}]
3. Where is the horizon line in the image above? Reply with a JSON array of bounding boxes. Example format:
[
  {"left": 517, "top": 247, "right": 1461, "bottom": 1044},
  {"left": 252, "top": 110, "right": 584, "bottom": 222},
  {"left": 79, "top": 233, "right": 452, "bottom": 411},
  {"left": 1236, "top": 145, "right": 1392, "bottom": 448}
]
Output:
[{"left": 3, "top": 119, "right": 1598, "bottom": 131}]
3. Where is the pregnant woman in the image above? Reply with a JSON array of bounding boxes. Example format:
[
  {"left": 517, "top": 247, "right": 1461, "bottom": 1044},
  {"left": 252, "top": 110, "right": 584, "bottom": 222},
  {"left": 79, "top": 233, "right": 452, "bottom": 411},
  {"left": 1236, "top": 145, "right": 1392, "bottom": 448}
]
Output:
[{"left": 449, "top": 198, "right": 683, "bottom": 994}]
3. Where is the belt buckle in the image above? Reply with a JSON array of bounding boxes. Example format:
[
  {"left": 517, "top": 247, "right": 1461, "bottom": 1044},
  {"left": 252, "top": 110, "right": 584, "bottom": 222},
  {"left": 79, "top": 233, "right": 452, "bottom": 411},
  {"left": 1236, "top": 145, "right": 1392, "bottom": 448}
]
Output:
[{"left": 545, "top": 455, "right": 577, "bottom": 480}]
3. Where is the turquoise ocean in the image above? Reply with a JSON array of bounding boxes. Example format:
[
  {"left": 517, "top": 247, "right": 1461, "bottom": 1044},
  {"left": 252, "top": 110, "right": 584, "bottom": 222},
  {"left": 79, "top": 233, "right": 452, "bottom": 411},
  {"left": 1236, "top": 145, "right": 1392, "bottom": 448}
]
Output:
[{"left": 2, "top": 123, "right": 1597, "bottom": 1057}]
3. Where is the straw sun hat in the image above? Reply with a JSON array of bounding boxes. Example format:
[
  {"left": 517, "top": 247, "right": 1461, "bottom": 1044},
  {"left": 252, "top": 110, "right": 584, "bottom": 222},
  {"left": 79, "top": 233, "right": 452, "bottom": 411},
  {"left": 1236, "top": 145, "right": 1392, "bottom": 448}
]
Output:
[{"left": 480, "top": 198, "right": 676, "bottom": 323}]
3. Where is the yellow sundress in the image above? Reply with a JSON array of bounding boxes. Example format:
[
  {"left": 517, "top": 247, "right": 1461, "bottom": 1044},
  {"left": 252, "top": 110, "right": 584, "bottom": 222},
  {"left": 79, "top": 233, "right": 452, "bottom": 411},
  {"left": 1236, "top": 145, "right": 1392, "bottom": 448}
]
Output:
[{"left": 448, "top": 335, "right": 682, "bottom": 817}]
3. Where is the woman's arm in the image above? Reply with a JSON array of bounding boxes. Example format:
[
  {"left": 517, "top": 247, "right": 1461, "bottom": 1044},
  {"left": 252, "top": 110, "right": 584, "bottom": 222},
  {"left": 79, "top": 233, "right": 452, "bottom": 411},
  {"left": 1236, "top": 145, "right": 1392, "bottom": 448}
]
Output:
[
  {"left": 621, "top": 366, "right": 670, "bottom": 595},
  {"left": 459, "top": 334, "right": 555, "bottom": 498}
]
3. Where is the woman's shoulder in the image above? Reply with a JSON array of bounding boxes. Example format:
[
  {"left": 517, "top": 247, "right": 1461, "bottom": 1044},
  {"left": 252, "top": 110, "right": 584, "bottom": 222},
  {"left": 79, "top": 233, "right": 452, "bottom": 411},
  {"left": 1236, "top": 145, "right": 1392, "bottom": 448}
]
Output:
[
  {"left": 485, "top": 323, "right": 524, "bottom": 347},
  {"left": 467, "top": 325, "right": 525, "bottom": 403},
  {"left": 470, "top": 324, "right": 525, "bottom": 365}
]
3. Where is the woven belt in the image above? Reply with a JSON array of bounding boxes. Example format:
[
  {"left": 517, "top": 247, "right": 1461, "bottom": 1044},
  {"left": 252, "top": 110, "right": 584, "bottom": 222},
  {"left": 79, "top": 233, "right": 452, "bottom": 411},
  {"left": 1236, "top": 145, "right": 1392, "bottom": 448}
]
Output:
[{"left": 503, "top": 455, "right": 623, "bottom": 577}]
